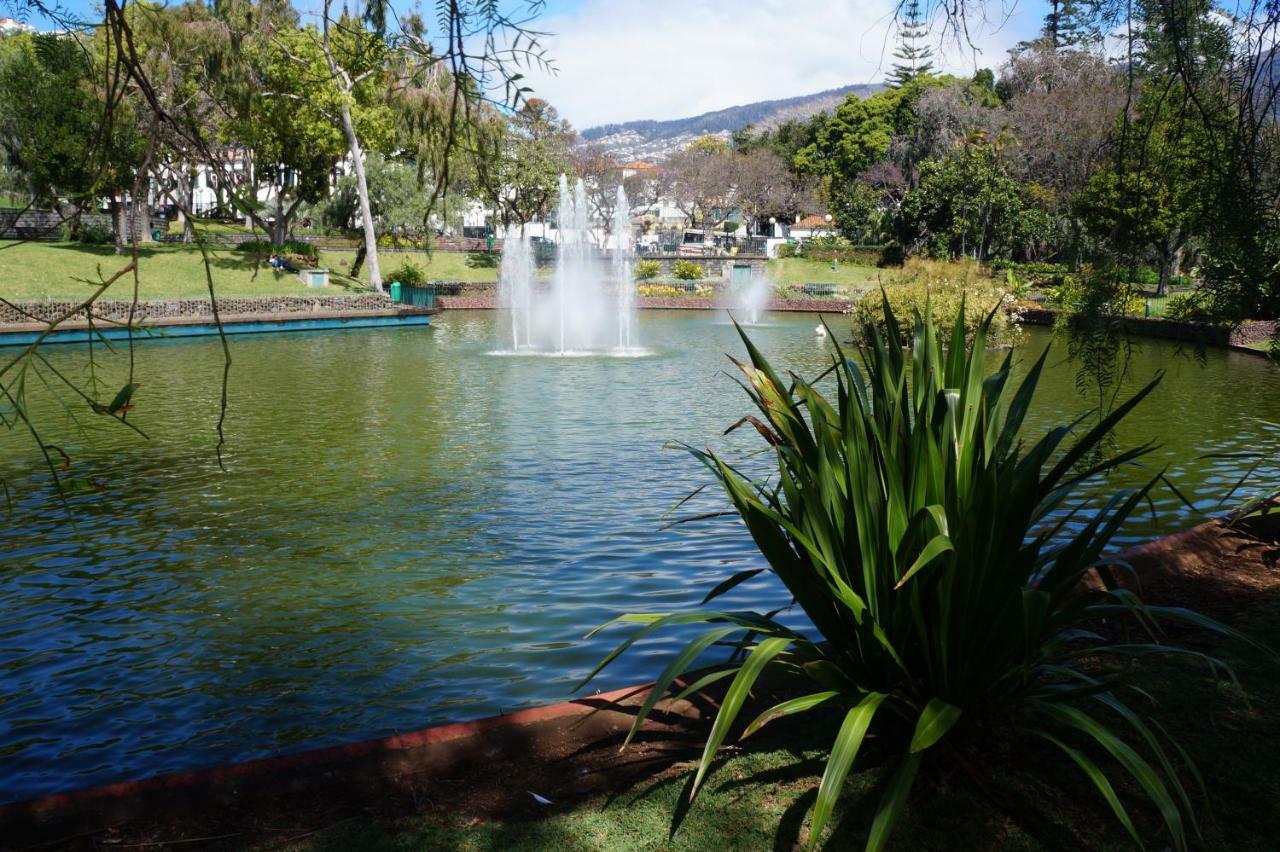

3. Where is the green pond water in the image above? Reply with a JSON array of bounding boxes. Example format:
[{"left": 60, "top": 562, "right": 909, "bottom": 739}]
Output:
[{"left": 0, "top": 309, "right": 1276, "bottom": 802}]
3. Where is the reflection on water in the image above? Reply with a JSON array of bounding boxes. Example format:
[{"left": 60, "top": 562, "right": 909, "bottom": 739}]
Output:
[{"left": 0, "top": 310, "right": 1276, "bottom": 802}]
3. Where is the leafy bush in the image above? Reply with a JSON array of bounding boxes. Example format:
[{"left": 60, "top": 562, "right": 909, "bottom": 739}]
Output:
[
  {"left": 235, "top": 239, "right": 318, "bottom": 262},
  {"left": 465, "top": 251, "right": 498, "bottom": 268},
  {"left": 583, "top": 302, "right": 1248, "bottom": 851},
  {"left": 386, "top": 261, "right": 425, "bottom": 286},
  {"left": 775, "top": 242, "right": 800, "bottom": 259},
  {"left": 1048, "top": 273, "right": 1145, "bottom": 317},
  {"left": 851, "top": 259, "right": 1020, "bottom": 347},
  {"left": 988, "top": 258, "right": 1070, "bottom": 286},
  {"left": 77, "top": 221, "right": 112, "bottom": 246},
  {"left": 1163, "top": 290, "right": 1217, "bottom": 322},
  {"left": 634, "top": 259, "right": 661, "bottom": 281},
  {"left": 798, "top": 235, "right": 885, "bottom": 267},
  {"left": 673, "top": 259, "right": 705, "bottom": 281},
  {"left": 723, "top": 221, "right": 739, "bottom": 233}
]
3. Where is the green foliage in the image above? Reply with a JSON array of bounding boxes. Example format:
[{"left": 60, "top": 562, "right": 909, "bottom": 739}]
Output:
[
  {"left": 0, "top": 32, "right": 145, "bottom": 206},
  {"left": 324, "top": 154, "right": 431, "bottom": 237},
  {"left": 386, "top": 261, "right": 425, "bottom": 286},
  {"left": 465, "top": 251, "right": 498, "bottom": 269},
  {"left": 852, "top": 259, "right": 1020, "bottom": 347},
  {"left": 798, "top": 236, "right": 885, "bottom": 266},
  {"left": 583, "top": 300, "right": 1247, "bottom": 850},
  {"left": 236, "top": 239, "right": 319, "bottom": 262},
  {"left": 633, "top": 259, "right": 661, "bottom": 280},
  {"left": 1162, "top": 290, "right": 1217, "bottom": 322},
  {"left": 888, "top": 0, "right": 935, "bottom": 87},
  {"left": 897, "top": 145, "right": 1053, "bottom": 260},
  {"left": 76, "top": 221, "right": 113, "bottom": 246},
  {"left": 775, "top": 242, "right": 801, "bottom": 259},
  {"left": 673, "top": 259, "right": 705, "bottom": 281}
]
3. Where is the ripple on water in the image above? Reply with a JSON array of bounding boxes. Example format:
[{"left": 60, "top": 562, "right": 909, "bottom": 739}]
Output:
[{"left": 0, "top": 311, "right": 1277, "bottom": 802}]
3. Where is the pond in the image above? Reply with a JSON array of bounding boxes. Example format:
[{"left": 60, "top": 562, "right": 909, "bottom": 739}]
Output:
[{"left": 1, "top": 310, "right": 1277, "bottom": 802}]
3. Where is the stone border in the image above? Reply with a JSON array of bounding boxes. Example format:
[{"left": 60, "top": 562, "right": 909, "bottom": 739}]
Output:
[
  {"left": 0, "top": 294, "right": 393, "bottom": 326},
  {"left": 1014, "top": 306, "right": 1277, "bottom": 350}
]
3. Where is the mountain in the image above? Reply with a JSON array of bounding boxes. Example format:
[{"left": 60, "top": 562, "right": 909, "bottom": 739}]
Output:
[{"left": 579, "top": 83, "right": 884, "bottom": 161}]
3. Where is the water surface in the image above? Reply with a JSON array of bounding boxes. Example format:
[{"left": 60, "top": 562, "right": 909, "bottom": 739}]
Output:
[{"left": 1, "top": 310, "right": 1276, "bottom": 801}]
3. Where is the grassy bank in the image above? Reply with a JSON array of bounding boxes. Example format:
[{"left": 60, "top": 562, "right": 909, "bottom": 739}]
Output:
[
  {"left": 319, "top": 249, "right": 499, "bottom": 284},
  {"left": 274, "top": 590, "right": 1280, "bottom": 851},
  {"left": 0, "top": 241, "right": 368, "bottom": 302},
  {"left": 275, "top": 590, "right": 1278, "bottom": 851},
  {"left": 764, "top": 257, "right": 886, "bottom": 290}
]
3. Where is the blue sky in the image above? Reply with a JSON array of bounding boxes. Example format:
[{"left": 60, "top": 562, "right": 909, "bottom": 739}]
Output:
[{"left": 6, "top": 0, "right": 1048, "bottom": 128}]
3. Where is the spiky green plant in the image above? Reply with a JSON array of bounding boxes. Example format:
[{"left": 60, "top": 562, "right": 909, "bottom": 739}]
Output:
[{"left": 580, "top": 299, "right": 1249, "bottom": 850}]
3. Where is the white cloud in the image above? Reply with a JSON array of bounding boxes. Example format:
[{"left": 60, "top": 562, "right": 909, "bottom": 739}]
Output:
[{"left": 519, "top": 0, "right": 1040, "bottom": 129}]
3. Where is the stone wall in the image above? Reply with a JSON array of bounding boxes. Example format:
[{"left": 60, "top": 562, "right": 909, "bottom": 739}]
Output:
[
  {"left": 1014, "top": 307, "right": 1276, "bottom": 348},
  {"left": 0, "top": 207, "right": 117, "bottom": 241},
  {"left": 642, "top": 254, "right": 767, "bottom": 279},
  {"left": 0, "top": 294, "right": 392, "bottom": 325}
]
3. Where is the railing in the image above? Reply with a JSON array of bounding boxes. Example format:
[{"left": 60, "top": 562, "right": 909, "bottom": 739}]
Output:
[{"left": 392, "top": 284, "right": 437, "bottom": 309}]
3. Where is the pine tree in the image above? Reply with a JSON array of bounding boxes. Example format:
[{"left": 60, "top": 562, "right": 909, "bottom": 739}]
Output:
[
  {"left": 888, "top": 0, "right": 935, "bottom": 88},
  {"left": 1043, "top": 0, "right": 1101, "bottom": 51}
]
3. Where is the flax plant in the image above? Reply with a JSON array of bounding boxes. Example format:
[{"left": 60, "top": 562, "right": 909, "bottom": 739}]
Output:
[{"left": 580, "top": 298, "right": 1248, "bottom": 850}]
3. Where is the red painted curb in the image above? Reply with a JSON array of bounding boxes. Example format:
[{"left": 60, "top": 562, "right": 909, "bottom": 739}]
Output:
[{"left": 0, "top": 683, "right": 645, "bottom": 822}]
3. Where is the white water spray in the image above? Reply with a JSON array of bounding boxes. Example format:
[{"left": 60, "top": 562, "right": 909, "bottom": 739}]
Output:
[
  {"left": 737, "top": 273, "right": 772, "bottom": 325},
  {"left": 495, "top": 175, "right": 640, "bottom": 354}
]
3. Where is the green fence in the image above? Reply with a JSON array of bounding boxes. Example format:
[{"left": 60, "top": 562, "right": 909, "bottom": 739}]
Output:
[{"left": 392, "top": 284, "right": 437, "bottom": 308}]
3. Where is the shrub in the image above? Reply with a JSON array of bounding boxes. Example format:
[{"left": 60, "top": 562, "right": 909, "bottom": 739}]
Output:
[
  {"left": 465, "top": 251, "right": 498, "bottom": 268},
  {"left": 634, "top": 259, "right": 661, "bottom": 281},
  {"left": 851, "top": 258, "right": 1020, "bottom": 347},
  {"left": 386, "top": 261, "right": 425, "bottom": 286},
  {"left": 1163, "top": 290, "right": 1217, "bottom": 322},
  {"left": 673, "top": 259, "right": 705, "bottom": 281},
  {"left": 798, "top": 235, "right": 885, "bottom": 267},
  {"left": 582, "top": 302, "right": 1249, "bottom": 850},
  {"left": 77, "top": 221, "right": 112, "bottom": 246},
  {"left": 775, "top": 242, "right": 800, "bottom": 259},
  {"left": 235, "top": 239, "right": 318, "bottom": 262}
]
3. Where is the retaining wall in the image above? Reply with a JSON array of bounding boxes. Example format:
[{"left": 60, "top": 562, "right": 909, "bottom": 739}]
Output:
[
  {"left": 1015, "top": 307, "right": 1277, "bottom": 348},
  {"left": 0, "top": 294, "right": 393, "bottom": 325}
]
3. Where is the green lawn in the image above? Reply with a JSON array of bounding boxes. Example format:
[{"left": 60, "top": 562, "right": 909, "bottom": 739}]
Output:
[
  {"left": 765, "top": 257, "right": 888, "bottom": 291},
  {"left": 0, "top": 241, "right": 503, "bottom": 304},
  {"left": 278, "top": 594, "right": 1280, "bottom": 851},
  {"left": 320, "top": 249, "right": 499, "bottom": 284}
]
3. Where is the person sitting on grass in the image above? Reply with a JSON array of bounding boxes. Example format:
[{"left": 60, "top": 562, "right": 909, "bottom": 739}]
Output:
[{"left": 268, "top": 253, "right": 300, "bottom": 274}]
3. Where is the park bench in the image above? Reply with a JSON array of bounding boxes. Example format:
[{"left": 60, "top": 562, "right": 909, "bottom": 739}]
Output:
[{"left": 802, "top": 283, "right": 837, "bottom": 297}]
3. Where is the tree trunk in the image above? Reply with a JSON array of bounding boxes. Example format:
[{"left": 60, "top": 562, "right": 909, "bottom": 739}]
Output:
[
  {"left": 110, "top": 197, "right": 126, "bottom": 253},
  {"left": 338, "top": 99, "right": 382, "bottom": 292}
]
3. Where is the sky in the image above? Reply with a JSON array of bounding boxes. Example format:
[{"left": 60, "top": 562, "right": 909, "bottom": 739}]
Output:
[
  {"left": 519, "top": 0, "right": 1046, "bottom": 129},
  {"left": 6, "top": 0, "right": 1049, "bottom": 130}
]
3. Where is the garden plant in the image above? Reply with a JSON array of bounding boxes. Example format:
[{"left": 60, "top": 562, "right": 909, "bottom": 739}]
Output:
[{"left": 581, "top": 298, "right": 1250, "bottom": 850}]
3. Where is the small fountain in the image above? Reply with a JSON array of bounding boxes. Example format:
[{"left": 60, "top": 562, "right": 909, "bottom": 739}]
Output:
[
  {"left": 495, "top": 175, "right": 640, "bottom": 355},
  {"left": 612, "top": 185, "right": 634, "bottom": 349},
  {"left": 736, "top": 273, "right": 772, "bottom": 325}
]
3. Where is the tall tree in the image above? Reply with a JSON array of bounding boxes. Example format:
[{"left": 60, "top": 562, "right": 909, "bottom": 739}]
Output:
[
  {"left": 0, "top": 31, "right": 146, "bottom": 251},
  {"left": 888, "top": 0, "right": 935, "bottom": 88}
]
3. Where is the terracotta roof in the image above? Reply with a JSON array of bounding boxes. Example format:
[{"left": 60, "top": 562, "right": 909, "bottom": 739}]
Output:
[
  {"left": 795, "top": 214, "right": 833, "bottom": 229},
  {"left": 620, "top": 161, "right": 656, "bottom": 170}
]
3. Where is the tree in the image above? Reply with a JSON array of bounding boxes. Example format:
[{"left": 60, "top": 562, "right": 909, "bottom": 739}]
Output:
[
  {"left": 0, "top": 32, "right": 147, "bottom": 252},
  {"left": 318, "top": 0, "right": 397, "bottom": 291},
  {"left": 731, "top": 148, "right": 817, "bottom": 237},
  {"left": 322, "top": 153, "right": 430, "bottom": 238},
  {"left": 478, "top": 98, "right": 575, "bottom": 229},
  {"left": 659, "top": 135, "right": 735, "bottom": 230},
  {"left": 888, "top": 0, "right": 935, "bottom": 88},
  {"left": 897, "top": 143, "right": 1052, "bottom": 260}
]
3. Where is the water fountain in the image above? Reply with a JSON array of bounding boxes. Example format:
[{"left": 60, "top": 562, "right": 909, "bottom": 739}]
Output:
[
  {"left": 736, "top": 273, "right": 772, "bottom": 325},
  {"left": 495, "top": 175, "right": 639, "bottom": 354}
]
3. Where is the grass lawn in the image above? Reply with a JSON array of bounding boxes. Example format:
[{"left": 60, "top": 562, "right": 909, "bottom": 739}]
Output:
[
  {"left": 320, "top": 249, "right": 498, "bottom": 284},
  {"left": 765, "top": 257, "right": 889, "bottom": 292},
  {"left": 272, "top": 592, "right": 1280, "bottom": 851},
  {"left": 0, "top": 240, "right": 378, "bottom": 303}
]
